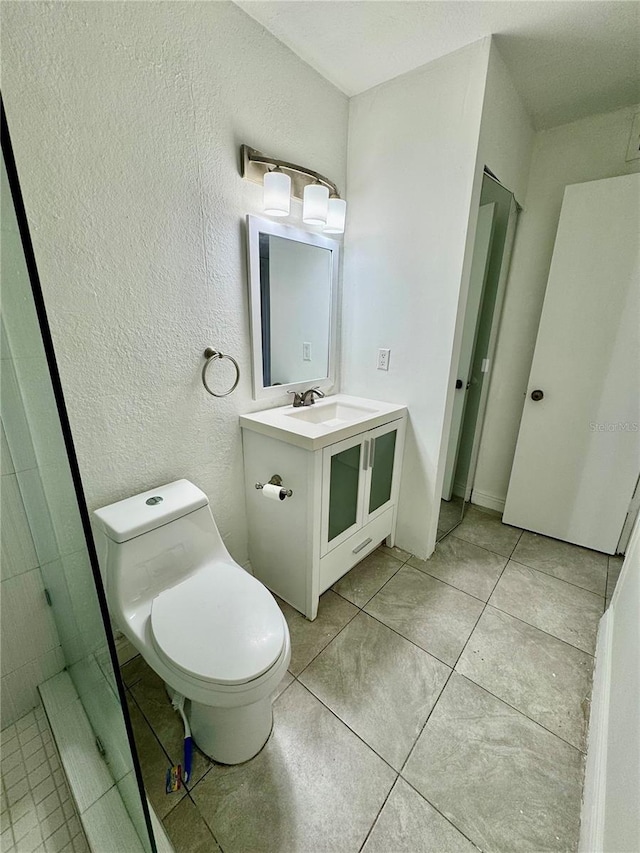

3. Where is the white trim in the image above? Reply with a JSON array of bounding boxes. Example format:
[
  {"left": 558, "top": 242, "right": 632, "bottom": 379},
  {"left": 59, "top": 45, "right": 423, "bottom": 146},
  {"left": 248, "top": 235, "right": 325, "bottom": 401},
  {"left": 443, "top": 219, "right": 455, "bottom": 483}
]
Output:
[
  {"left": 616, "top": 474, "right": 640, "bottom": 555},
  {"left": 470, "top": 488, "right": 505, "bottom": 513},
  {"left": 579, "top": 609, "right": 613, "bottom": 853}
]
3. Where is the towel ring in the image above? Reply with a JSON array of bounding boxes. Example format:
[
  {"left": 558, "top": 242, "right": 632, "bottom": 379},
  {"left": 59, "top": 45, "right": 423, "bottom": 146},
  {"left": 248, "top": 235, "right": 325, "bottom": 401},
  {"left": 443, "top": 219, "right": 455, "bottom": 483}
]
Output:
[{"left": 202, "top": 347, "right": 240, "bottom": 397}]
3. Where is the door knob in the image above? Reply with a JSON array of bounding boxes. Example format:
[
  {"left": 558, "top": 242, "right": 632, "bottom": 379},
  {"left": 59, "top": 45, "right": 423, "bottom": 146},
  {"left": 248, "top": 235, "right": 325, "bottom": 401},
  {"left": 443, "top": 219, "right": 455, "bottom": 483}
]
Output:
[{"left": 531, "top": 389, "right": 544, "bottom": 401}]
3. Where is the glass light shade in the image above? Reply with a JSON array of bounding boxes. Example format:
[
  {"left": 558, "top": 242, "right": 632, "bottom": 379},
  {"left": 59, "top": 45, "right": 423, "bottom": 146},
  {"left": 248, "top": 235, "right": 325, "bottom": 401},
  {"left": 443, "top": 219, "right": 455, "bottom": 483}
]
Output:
[
  {"left": 263, "top": 170, "right": 291, "bottom": 217},
  {"left": 324, "top": 197, "right": 347, "bottom": 234},
  {"left": 302, "top": 183, "right": 329, "bottom": 225}
]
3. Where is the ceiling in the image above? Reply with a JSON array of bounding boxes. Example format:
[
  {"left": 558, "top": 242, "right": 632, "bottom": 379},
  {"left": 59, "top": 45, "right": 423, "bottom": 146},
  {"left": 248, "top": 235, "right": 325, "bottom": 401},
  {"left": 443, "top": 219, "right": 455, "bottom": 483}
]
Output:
[{"left": 235, "top": 1, "right": 640, "bottom": 129}]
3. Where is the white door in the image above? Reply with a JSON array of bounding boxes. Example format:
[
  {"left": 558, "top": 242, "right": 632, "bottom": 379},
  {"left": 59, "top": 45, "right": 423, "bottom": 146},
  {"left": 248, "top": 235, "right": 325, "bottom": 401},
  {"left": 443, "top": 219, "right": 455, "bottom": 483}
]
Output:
[
  {"left": 442, "top": 203, "right": 496, "bottom": 500},
  {"left": 503, "top": 174, "right": 640, "bottom": 554}
]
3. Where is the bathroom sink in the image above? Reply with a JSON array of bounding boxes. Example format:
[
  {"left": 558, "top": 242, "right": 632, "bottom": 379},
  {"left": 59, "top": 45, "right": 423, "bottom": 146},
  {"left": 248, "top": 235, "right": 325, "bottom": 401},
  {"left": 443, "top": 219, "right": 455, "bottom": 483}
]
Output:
[
  {"left": 283, "top": 400, "right": 377, "bottom": 426},
  {"left": 239, "top": 394, "right": 407, "bottom": 451}
]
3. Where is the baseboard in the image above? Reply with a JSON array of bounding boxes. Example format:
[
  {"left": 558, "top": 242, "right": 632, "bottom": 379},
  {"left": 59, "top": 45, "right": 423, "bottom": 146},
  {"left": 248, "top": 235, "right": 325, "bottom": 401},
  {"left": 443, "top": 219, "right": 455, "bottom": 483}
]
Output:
[
  {"left": 579, "top": 608, "right": 613, "bottom": 853},
  {"left": 470, "top": 488, "right": 505, "bottom": 513}
]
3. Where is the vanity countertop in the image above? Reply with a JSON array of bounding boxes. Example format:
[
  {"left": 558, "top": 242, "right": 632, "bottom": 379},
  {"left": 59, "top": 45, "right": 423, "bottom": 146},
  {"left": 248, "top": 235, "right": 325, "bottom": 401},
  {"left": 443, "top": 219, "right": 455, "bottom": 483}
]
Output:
[{"left": 239, "top": 394, "right": 407, "bottom": 451}]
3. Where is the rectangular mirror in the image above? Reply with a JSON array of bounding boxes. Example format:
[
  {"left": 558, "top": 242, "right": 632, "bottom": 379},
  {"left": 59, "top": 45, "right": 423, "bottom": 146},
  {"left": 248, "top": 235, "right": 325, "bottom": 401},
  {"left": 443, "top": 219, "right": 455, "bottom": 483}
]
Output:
[{"left": 246, "top": 215, "right": 340, "bottom": 401}]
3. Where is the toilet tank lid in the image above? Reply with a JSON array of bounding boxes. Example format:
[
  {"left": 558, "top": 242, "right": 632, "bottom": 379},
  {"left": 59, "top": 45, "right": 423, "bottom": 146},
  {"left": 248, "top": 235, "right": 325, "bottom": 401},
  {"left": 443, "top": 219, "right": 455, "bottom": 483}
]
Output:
[{"left": 93, "top": 479, "right": 209, "bottom": 543}]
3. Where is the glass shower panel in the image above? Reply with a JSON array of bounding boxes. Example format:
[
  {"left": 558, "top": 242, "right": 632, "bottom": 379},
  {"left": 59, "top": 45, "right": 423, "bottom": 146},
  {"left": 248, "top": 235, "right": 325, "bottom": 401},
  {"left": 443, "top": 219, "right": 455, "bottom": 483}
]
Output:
[{"left": 1, "top": 152, "right": 155, "bottom": 851}]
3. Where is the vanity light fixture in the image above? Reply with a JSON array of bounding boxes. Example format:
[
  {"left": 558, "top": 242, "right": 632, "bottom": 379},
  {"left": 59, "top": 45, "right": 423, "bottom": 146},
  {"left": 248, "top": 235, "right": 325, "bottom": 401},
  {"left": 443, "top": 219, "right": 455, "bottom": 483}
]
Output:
[
  {"left": 263, "top": 167, "right": 291, "bottom": 217},
  {"left": 324, "top": 195, "right": 347, "bottom": 234},
  {"left": 302, "top": 181, "right": 329, "bottom": 226},
  {"left": 241, "top": 144, "right": 346, "bottom": 234}
]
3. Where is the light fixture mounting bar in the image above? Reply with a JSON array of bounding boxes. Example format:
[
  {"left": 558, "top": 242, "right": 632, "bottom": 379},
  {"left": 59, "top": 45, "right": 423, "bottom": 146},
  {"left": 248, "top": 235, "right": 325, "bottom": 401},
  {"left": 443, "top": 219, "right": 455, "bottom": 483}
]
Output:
[{"left": 241, "top": 145, "right": 340, "bottom": 200}]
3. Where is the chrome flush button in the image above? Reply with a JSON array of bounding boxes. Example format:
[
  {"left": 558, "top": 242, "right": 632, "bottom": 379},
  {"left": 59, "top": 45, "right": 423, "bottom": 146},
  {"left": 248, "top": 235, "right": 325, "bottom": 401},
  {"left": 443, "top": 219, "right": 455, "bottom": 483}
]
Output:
[{"left": 146, "top": 496, "right": 163, "bottom": 506}]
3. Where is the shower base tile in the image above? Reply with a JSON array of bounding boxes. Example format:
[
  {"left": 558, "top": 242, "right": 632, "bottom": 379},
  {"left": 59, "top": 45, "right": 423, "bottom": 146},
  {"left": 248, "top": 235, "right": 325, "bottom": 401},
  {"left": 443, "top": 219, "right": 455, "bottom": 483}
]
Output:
[{"left": 1, "top": 706, "right": 89, "bottom": 853}]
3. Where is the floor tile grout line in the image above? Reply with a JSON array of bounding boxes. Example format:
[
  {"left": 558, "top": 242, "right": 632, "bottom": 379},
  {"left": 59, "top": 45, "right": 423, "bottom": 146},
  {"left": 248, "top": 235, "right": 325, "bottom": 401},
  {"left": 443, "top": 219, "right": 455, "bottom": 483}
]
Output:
[
  {"left": 506, "top": 556, "right": 606, "bottom": 598},
  {"left": 322, "top": 593, "right": 456, "bottom": 672},
  {"left": 481, "top": 601, "right": 596, "bottom": 659},
  {"left": 397, "top": 775, "right": 485, "bottom": 853},
  {"left": 446, "top": 528, "right": 520, "bottom": 562},
  {"left": 398, "top": 666, "right": 456, "bottom": 777},
  {"left": 181, "top": 789, "right": 225, "bottom": 851},
  {"left": 287, "top": 597, "right": 362, "bottom": 678},
  {"left": 443, "top": 548, "right": 592, "bottom": 752},
  {"left": 331, "top": 551, "right": 409, "bottom": 610},
  {"left": 448, "top": 528, "right": 521, "bottom": 561},
  {"left": 452, "top": 672, "right": 586, "bottom": 755},
  {"left": 356, "top": 775, "right": 399, "bottom": 853},
  {"left": 485, "top": 599, "right": 596, "bottom": 657},
  {"left": 401, "top": 559, "right": 506, "bottom": 604},
  {"left": 292, "top": 679, "right": 403, "bottom": 777}
]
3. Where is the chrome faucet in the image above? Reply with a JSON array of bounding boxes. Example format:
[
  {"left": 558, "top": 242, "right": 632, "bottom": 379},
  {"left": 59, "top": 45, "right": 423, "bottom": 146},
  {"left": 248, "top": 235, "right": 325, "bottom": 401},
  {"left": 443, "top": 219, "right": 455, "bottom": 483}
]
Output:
[{"left": 301, "top": 387, "right": 325, "bottom": 406}]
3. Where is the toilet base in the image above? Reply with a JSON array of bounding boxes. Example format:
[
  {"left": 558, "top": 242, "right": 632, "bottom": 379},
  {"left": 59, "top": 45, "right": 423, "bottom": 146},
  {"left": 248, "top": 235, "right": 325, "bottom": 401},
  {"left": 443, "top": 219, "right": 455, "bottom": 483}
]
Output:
[{"left": 189, "top": 696, "right": 274, "bottom": 764}]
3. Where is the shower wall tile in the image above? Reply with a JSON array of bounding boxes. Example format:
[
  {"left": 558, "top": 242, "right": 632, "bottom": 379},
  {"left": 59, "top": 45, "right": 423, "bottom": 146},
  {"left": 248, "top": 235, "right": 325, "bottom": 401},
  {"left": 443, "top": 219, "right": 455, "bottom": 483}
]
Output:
[
  {"left": 11, "top": 357, "right": 66, "bottom": 470},
  {"left": 1, "top": 474, "right": 39, "bottom": 580},
  {"left": 0, "top": 569, "right": 60, "bottom": 676},
  {"left": 39, "top": 462, "right": 86, "bottom": 557},
  {"left": 16, "top": 469, "right": 59, "bottom": 566},
  {"left": 1, "top": 422, "right": 14, "bottom": 474},
  {"left": 1, "top": 648, "right": 65, "bottom": 725},
  {"left": 62, "top": 549, "right": 106, "bottom": 655},
  {"left": 39, "top": 558, "right": 80, "bottom": 654},
  {"left": 0, "top": 359, "right": 37, "bottom": 473},
  {"left": 0, "top": 229, "right": 43, "bottom": 361}
]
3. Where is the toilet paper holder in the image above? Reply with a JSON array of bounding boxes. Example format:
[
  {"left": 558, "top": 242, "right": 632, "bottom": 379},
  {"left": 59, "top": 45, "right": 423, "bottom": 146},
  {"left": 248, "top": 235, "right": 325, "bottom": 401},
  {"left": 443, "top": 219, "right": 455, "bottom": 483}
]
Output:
[{"left": 255, "top": 474, "right": 293, "bottom": 499}]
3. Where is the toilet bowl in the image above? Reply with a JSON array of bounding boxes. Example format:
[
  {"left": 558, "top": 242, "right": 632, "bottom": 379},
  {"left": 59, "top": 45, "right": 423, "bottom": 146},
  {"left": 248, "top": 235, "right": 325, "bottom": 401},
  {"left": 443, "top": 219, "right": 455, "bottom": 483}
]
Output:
[{"left": 93, "top": 479, "right": 291, "bottom": 764}]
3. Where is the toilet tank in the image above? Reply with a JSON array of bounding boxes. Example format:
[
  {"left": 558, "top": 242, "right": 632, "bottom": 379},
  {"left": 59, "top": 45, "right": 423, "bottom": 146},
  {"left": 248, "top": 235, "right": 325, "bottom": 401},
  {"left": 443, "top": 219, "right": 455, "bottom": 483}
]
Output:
[{"left": 93, "top": 480, "right": 231, "bottom": 620}]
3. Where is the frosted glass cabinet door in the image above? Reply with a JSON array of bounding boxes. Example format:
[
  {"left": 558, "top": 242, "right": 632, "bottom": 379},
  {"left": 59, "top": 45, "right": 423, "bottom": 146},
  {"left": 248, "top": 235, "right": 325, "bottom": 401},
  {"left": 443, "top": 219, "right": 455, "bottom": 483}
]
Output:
[
  {"left": 321, "top": 434, "right": 366, "bottom": 555},
  {"left": 368, "top": 426, "right": 397, "bottom": 515}
]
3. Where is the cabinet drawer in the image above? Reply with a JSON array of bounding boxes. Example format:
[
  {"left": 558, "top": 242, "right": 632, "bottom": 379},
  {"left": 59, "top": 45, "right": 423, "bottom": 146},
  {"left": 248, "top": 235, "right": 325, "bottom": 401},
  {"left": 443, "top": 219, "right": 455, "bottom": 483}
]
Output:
[{"left": 318, "top": 507, "right": 394, "bottom": 594}]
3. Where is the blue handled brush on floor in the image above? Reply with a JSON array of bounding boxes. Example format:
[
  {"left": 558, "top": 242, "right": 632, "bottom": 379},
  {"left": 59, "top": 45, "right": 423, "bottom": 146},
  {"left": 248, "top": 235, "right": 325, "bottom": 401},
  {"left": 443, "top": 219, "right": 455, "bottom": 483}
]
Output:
[{"left": 165, "top": 693, "right": 193, "bottom": 793}]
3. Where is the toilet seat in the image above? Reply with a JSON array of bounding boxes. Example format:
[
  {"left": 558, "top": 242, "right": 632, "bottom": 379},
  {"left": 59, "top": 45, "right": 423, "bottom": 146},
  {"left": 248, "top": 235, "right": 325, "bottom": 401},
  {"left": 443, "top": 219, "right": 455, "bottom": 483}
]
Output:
[{"left": 150, "top": 563, "right": 285, "bottom": 686}]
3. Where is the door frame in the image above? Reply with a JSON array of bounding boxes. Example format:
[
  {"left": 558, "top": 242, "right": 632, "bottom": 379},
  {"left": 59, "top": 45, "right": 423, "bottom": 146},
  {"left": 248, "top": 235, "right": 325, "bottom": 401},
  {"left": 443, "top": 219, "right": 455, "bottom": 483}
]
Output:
[{"left": 466, "top": 195, "right": 520, "bottom": 502}]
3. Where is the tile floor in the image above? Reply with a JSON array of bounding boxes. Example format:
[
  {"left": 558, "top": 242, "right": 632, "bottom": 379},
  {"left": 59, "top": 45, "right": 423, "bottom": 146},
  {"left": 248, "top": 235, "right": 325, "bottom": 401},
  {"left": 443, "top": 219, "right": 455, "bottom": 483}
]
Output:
[
  {"left": 121, "top": 508, "right": 623, "bottom": 853},
  {"left": 0, "top": 705, "right": 89, "bottom": 853}
]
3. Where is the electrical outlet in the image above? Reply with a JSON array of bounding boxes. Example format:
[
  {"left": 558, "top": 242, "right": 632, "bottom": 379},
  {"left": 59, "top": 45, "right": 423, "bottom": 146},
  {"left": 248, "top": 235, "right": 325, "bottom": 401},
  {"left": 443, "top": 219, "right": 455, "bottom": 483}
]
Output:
[
  {"left": 377, "top": 348, "right": 390, "bottom": 371},
  {"left": 303, "top": 342, "right": 311, "bottom": 361}
]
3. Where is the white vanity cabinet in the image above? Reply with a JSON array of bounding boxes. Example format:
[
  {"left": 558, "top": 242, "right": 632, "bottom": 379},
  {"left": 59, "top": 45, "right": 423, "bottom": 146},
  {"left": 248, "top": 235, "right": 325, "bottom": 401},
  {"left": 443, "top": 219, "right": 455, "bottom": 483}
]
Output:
[{"left": 240, "top": 396, "right": 406, "bottom": 620}]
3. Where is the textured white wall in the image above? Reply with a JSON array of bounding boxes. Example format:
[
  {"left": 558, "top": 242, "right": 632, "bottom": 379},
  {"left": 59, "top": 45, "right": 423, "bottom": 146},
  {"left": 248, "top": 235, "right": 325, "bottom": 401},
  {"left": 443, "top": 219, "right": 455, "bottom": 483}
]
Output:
[
  {"left": 473, "top": 103, "right": 640, "bottom": 509},
  {"left": 1, "top": 2, "right": 348, "bottom": 565},
  {"left": 342, "top": 41, "right": 490, "bottom": 559}
]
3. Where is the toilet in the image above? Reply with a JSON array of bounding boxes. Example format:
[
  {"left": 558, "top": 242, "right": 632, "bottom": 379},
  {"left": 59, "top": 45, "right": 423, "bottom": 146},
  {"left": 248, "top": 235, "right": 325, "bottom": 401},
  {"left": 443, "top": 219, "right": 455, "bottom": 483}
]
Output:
[{"left": 93, "top": 479, "right": 291, "bottom": 765}]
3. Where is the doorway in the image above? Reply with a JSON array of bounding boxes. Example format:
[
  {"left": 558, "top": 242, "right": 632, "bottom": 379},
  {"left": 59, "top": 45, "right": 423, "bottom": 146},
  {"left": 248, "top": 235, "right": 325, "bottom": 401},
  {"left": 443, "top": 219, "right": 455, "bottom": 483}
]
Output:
[{"left": 437, "top": 171, "right": 519, "bottom": 541}]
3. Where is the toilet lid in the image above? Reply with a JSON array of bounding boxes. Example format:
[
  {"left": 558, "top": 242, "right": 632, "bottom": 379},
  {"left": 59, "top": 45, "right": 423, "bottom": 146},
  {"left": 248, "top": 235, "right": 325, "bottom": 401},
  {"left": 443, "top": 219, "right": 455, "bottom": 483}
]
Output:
[{"left": 150, "top": 564, "right": 285, "bottom": 686}]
